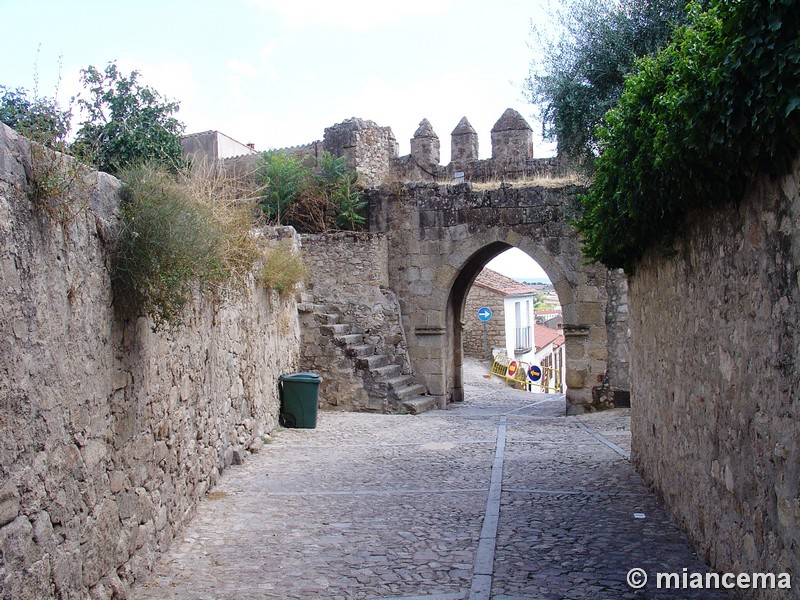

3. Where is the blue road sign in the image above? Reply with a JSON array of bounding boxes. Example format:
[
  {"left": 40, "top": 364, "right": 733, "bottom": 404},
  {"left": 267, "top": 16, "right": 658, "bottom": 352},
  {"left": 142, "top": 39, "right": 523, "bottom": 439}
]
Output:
[
  {"left": 477, "top": 307, "right": 493, "bottom": 322},
  {"left": 528, "top": 365, "right": 543, "bottom": 382}
]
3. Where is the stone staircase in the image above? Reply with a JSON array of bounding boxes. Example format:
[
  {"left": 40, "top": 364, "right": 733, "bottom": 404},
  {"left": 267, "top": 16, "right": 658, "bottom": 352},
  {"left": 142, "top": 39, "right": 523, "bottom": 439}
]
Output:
[{"left": 310, "top": 307, "right": 435, "bottom": 414}]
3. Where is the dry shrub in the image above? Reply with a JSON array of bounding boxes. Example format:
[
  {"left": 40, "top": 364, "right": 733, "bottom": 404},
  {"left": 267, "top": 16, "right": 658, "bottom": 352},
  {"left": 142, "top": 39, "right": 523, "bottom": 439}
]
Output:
[
  {"left": 113, "top": 162, "right": 262, "bottom": 331},
  {"left": 27, "top": 140, "right": 93, "bottom": 232},
  {"left": 178, "top": 160, "right": 262, "bottom": 284},
  {"left": 257, "top": 240, "right": 308, "bottom": 298}
]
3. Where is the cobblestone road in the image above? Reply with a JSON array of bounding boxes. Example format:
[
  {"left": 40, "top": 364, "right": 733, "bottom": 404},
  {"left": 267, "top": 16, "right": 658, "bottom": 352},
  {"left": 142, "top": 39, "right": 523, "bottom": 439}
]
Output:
[{"left": 135, "top": 363, "right": 731, "bottom": 600}]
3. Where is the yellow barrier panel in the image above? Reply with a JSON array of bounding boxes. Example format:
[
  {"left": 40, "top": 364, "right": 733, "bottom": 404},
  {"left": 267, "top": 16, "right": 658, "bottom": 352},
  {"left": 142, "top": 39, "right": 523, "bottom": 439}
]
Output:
[
  {"left": 490, "top": 355, "right": 529, "bottom": 390},
  {"left": 528, "top": 364, "right": 563, "bottom": 393},
  {"left": 491, "top": 355, "right": 563, "bottom": 393}
]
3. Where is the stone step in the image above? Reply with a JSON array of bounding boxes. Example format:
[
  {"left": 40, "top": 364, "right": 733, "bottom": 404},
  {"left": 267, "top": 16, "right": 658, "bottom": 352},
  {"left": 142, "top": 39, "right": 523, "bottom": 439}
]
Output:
[
  {"left": 372, "top": 364, "right": 403, "bottom": 379},
  {"left": 356, "top": 354, "right": 390, "bottom": 370},
  {"left": 335, "top": 333, "right": 365, "bottom": 346},
  {"left": 297, "top": 302, "right": 317, "bottom": 314},
  {"left": 382, "top": 374, "right": 415, "bottom": 390},
  {"left": 401, "top": 392, "right": 438, "bottom": 414},
  {"left": 317, "top": 312, "right": 340, "bottom": 326},
  {"left": 347, "top": 344, "right": 376, "bottom": 357},
  {"left": 320, "top": 323, "right": 351, "bottom": 336},
  {"left": 394, "top": 383, "right": 427, "bottom": 400}
]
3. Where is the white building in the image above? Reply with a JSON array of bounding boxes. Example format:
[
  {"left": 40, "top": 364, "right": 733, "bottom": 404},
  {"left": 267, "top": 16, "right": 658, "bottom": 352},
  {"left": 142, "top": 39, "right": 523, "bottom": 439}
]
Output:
[
  {"left": 463, "top": 268, "right": 538, "bottom": 364},
  {"left": 532, "top": 324, "right": 566, "bottom": 393}
]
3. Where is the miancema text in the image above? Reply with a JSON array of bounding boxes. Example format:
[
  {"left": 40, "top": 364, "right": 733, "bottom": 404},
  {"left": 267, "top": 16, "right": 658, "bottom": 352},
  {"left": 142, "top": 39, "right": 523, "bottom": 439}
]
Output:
[{"left": 658, "top": 569, "right": 791, "bottom": 590}]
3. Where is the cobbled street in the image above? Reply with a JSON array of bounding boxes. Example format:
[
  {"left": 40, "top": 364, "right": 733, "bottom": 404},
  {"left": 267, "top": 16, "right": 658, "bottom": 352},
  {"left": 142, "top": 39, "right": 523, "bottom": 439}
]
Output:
[{"left": 135, "top": 361, "right": 731, "bottom": 600}]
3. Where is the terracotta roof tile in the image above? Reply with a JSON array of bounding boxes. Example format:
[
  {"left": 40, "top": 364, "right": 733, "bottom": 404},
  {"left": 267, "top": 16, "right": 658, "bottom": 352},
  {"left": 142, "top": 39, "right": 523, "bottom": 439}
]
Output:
[
  {"left": 534, "top": 324, "right": 565, "bottom": 351},
  {"left": 474, "top": 269, "right": 536, "bottom": 297}
]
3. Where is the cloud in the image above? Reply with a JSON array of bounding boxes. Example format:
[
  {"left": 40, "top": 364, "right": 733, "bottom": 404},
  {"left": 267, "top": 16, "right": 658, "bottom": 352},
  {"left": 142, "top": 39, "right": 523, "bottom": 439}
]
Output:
[
  {"left": 113, "top": 59, "right": 199, "bottom": 106},
  {"left": 250, "top": 0, "right": 454, "bottom": 31},
  {"left": 228, "top": 40, "right": 278, "bottom": 79}
]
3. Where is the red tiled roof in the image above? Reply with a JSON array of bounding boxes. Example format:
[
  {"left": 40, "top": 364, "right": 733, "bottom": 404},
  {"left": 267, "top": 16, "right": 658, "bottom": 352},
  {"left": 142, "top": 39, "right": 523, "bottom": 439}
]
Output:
[
  {"left": 474, "top": 268, "right": 536, "bottom": 297},
  {"left": 534, "top": 309, "right": 562, "bottom": 316},
  {"left": 534, "top": 324, "right": 565, "bottom": 352}
]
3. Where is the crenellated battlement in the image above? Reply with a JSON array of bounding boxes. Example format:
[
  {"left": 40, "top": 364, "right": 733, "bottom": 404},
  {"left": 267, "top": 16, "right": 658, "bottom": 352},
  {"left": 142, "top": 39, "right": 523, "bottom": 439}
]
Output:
[{"left": 188, "top": 108, "right": 561, "bottom": 188}]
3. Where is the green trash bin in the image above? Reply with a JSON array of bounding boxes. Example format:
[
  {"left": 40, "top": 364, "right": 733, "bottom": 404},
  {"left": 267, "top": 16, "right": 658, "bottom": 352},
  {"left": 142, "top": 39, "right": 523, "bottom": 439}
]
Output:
[{"left": 279, "top": 372, "right": 322, "bottom": 428}]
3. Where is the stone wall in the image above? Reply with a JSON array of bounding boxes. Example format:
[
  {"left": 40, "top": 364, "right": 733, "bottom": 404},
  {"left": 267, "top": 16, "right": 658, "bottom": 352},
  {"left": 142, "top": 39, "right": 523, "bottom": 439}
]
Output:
[
  {"left": 629, "top": 156, "right": 800, "bottom": 596},
  {"left": 463, "top": 285, "right": 506, "bottom": 359},
  {"left": 0, "top": 125, "right": 300, "bottom": 598},
  {"left": 223, "top": 110, "right": 564, "bottom": 189},
  {"left": 299, "top": 232, "right": 413, "bottom": 407}
]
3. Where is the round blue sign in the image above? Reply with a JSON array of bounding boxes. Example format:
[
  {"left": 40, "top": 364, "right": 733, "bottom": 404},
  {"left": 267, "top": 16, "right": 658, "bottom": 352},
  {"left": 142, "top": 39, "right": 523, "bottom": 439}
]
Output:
[
  {"left": 528, "top": 365, "right": 543, "bottom": 382},
  {"left": 477, "top": 307, "right": 493, "bottom": 322}
]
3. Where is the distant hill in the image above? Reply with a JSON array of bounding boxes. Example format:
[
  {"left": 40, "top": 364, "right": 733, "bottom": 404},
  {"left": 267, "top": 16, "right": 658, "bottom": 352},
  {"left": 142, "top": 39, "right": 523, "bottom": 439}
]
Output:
[{"left": 515, "top": 277, "right": 552, "bottom": 286}]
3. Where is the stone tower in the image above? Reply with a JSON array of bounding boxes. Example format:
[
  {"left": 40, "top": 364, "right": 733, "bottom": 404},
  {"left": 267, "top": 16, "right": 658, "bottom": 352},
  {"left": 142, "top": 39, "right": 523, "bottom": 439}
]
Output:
[
  {"left": 450, "top": 117, "right": 479, "bottom": 167},
  {"left": 323, "top": 117, "right": 398, "bottom": 186},
  {"left": 490, "top": 108, "right": 533, "bottom": 162},
  {"left": 410, "top": 118, "right": 440, "bottom": 168}
]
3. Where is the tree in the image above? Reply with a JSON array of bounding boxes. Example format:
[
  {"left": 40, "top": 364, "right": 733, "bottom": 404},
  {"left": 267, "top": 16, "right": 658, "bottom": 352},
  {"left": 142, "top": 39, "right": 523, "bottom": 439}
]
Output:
[
  {"left": 0, "top": 86, "right": 71, "bottom": 147},
  {"left": 575, "top": 0, "right": 800, "bottom": 271},
  {"left": 72, "top": 63, "right": 185, "bottom": 174},
  {"left": 526, "top": 0, "right": 688, "bottom": 166},
  {"left": 257, "top": 151, "right": 311, "bottom": 226}
]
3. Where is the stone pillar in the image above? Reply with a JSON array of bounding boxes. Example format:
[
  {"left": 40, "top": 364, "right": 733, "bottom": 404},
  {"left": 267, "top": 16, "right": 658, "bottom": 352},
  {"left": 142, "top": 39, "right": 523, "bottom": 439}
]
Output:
[
  {"left": 410, "top": 118, "right": 440, "bottom": 169},
  {"left": 490, "top": 108, "right": 534, "bottom": 162},
  {"left": 450, "top": 116, "right": 479, "bottom": 168}
]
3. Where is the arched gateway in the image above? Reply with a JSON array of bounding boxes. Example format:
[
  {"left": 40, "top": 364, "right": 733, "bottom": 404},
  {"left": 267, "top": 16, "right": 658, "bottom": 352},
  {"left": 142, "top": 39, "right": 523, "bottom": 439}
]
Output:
[
  {"left": 367, "top": 181, "right": 628, "bottom": 414},
  {"left": 236, "top": 111, "right": 630, "bottom": 414}
]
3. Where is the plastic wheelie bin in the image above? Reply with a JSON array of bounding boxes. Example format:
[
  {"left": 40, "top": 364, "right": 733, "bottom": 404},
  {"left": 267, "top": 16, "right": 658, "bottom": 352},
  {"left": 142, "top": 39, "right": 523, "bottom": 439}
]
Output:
[{"left": 278, "top": 372, "right": 322, "bottom": 428}]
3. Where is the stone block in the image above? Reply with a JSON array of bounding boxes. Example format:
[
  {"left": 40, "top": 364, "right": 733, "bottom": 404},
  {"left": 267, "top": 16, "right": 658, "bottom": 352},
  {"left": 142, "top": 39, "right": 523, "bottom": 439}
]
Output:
[
  {"left": 0, "top": 482, "right": 20, "bottom": 527},
  {"left": 565, "top": 369, "right": 587, "bottom": 389}
]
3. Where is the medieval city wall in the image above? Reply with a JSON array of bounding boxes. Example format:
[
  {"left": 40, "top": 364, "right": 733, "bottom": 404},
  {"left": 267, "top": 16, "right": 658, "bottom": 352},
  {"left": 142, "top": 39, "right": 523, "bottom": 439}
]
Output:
[
  {"left": 223, "top": 109, "right": 568, "bottom": 188},
  {"left": 0, "top": 125, "right": 301, "bottom": 598},
  {"left": 298, "top": 232, "right": 413, "bottom": 408},
  {"left": 629, "top": 156, "right": 800, "bottom": 593},
  {"left": 367, "top": 181, "right": 625, "bottom": 412}
]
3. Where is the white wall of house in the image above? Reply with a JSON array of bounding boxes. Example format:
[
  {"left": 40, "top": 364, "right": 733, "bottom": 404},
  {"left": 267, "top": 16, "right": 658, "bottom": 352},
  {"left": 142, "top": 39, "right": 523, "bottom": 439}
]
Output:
[
  {"left": 503, "top": 294, "right": 536, "bottom": 363},
  {"left": 533, "top": 341, "right": 566, "bottom": 393}
]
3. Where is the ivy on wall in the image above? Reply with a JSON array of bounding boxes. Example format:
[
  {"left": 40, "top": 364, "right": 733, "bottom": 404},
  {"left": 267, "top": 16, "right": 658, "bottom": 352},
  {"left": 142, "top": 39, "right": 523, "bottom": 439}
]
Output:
[{"left": 576, "top": 0, "right": 800, "bottom": 271}]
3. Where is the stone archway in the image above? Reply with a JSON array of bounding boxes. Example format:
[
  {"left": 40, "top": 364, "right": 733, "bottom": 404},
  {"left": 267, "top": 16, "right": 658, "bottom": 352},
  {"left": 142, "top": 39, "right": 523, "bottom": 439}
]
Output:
[
  {"left": 446, "top": 240, "right": 577, "bottom": 405},
  {"left": 368, "top": 181, "right": 623, "bottom": 414}
]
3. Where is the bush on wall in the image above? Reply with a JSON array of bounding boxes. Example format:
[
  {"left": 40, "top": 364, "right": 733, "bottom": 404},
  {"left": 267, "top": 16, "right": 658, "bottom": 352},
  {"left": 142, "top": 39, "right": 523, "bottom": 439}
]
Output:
[
  {"left": 112, "top": 163, "right": 261, "bottom": 331},
  {"left": 256, "top": 240, "right": 308, "bottom": 297},
  {"left": 576, "top": 0, "right": 800, "bottom": 272},
  {"left": 257, "top": 150, "right": 366, "bottom": 232}
]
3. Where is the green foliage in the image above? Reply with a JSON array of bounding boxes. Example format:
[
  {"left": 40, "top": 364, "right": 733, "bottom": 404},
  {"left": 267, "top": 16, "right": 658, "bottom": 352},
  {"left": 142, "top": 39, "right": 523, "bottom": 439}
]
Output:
[
  {"left": 257, "top": 150, "right": 366, "bottom": 232},
  {"left": 332, "top": 173, "right": 366, "bottom": 230},
  {"left": 257, "top": 151, "right": 311, "bottom": 225},
  {"left": 0, "top": 85, "right": 90, "bottom": 226},
  {"left": 526, "top": 0, "right": 688, "bottom": 165},
  {"left": 576, "top": 0, "right": 800, "bottom": 271},
  {"left": 113, "top": 164, "right": 228, "bottom": 331},
  {"left": 0, "top": 86, "right": 71, "bottom": 145},
  {"left": 257, "top": 241, "right": 308, "bottom": 297},
  {"left": 72, "top": 63, "right": 186, "bottom": 175}
]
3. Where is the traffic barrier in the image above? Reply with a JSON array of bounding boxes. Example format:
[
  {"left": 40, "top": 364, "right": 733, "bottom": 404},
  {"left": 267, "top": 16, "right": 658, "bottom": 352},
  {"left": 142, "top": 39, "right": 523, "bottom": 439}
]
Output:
[{"left": 490, "top": 354, "right": 563, "bottom": 393}]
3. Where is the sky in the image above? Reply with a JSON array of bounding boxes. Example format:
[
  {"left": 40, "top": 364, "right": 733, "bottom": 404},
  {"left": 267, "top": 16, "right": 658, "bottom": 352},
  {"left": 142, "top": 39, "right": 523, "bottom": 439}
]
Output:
[
  {"left": 1, "top": 0, "right": 558, "bottom": 161},
  {"left": 486, "top": 248, "right": 549, "bottom": 282},
  {"left": 1, "top": 0, "right": 556, "bottom": 281}
]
